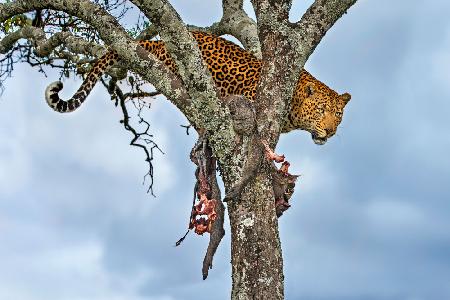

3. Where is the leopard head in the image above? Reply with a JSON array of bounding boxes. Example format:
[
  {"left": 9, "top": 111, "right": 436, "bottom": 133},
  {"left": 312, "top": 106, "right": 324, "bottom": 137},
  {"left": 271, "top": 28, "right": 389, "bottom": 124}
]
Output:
[{"left": 284, "top": 76, "right": 351, "bottom": 145}]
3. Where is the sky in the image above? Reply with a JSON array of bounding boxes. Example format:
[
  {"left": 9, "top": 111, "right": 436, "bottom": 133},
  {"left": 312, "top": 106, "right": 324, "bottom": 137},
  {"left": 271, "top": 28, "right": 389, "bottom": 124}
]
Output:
[{"left": 1, "top": 0, "right": 450, "bottom": 299}]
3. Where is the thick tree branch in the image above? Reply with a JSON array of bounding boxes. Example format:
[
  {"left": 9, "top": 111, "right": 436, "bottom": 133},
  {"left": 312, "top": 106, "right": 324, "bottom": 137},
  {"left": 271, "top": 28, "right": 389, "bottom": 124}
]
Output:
[
  {"left": 130, "top": 0, "right": 238, "bottom": 180},
  {"left": 217, "top": 0, "right": 261, "bottom": 58},
  {"left": 0, "top": 25, "right": 105, "bottom": 58},
  {"left": 296, "top": 0, "right": 356, "bottom": 48},
  {"left": 292, "top": 0, "right": 358, "bottom": 65}
]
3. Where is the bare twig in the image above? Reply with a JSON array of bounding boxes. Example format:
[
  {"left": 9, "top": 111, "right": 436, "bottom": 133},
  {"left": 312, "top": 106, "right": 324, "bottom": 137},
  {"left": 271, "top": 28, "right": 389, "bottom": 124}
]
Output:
[{"left": 105, "top": 78, "right": 163, "bottom": 196}]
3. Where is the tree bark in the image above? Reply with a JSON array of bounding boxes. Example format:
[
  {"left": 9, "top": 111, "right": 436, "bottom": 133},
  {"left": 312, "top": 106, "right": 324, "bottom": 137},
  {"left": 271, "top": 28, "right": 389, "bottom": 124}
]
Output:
[{"left": 228, "top": 171, "right": 284, "bottom": 300}]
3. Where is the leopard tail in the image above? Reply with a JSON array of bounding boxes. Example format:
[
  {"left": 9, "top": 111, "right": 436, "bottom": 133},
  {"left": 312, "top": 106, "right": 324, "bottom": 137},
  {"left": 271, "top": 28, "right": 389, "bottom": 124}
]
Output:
[{"left": 44, "top": 51, "right": 119, "bottom": 113}]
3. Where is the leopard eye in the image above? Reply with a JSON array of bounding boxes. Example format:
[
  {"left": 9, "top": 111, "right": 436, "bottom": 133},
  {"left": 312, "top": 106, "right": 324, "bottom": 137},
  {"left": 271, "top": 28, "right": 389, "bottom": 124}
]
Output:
[{"left": 335, "top": 111, "right": 342, "bottom": 117}]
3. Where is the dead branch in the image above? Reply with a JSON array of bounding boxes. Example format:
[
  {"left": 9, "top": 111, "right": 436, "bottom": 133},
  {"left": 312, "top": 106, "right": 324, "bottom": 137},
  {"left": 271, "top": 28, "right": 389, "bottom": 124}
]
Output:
[{"left": 105, "top": 78, "right": 163, "bottom": 196}]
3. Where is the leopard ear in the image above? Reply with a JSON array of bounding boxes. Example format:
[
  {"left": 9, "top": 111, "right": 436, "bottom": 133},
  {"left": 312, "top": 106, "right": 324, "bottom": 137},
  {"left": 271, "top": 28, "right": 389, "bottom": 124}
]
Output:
[
  {"left": 304, "top": 82, "right": 315, "bottom": 98},
  {"left": 340, "top": 92, "right": 351, "bottom": 104}
]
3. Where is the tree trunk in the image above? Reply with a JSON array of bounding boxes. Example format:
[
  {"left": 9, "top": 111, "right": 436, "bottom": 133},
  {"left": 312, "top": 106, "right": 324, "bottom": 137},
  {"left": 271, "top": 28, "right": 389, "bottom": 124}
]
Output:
[{"left": 228, "top": 170, "right": 284, "bottom": 300}]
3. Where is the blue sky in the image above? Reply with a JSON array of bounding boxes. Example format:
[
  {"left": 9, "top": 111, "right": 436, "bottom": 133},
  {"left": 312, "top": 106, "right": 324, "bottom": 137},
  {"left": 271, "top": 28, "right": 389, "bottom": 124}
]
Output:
[{"left": 1, "top": 0, "right": 450, "bottom": 299}]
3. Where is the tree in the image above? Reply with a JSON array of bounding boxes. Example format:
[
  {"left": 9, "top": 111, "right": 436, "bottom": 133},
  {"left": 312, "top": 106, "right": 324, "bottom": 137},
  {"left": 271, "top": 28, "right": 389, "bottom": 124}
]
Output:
[{"left": 0, "top": 0, "right": 357, "bottom": 299}]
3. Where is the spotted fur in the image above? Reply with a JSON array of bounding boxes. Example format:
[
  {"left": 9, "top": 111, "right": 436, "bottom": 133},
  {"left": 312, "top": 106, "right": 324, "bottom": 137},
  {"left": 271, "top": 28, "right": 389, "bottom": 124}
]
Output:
[{"left": 45, "top": 31, "right": 351, "bottom": 144}]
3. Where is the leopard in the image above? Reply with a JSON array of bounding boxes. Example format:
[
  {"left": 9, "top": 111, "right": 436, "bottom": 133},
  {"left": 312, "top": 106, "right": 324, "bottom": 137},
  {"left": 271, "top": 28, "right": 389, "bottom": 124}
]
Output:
[{"left": 45, "top": 31, "right": 351, "bottom": 145}]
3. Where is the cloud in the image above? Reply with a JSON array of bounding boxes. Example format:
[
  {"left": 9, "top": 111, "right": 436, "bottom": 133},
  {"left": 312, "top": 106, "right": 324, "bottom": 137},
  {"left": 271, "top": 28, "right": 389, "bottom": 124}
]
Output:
[
  {"left": 0, "top": 231, "right": 170, "bottom": 300},
  {"left": 0, "top": 78, "right": 33, "bottom": 196},
  {"left": 0, "top": 137, "right": 32, "bottom": 196},
  {"left": 364, "top": 197, "right": 427, "bottom": 238}
]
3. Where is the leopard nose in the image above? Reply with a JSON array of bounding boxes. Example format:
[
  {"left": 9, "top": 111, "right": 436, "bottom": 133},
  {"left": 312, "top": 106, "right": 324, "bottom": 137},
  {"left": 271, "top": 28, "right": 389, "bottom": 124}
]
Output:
[{"left": 325, "top": 128, "right": 334, "bottom": 136}]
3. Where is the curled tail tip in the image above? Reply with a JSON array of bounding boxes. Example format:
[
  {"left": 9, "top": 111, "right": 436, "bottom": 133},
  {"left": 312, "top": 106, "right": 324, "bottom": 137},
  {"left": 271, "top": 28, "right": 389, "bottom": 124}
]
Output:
[
  {"left": 45, "top": 81, "right": 63, "bottom": 106},
  {"left": 44, "top": 81, "right": 81, "bottom": 113}
]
